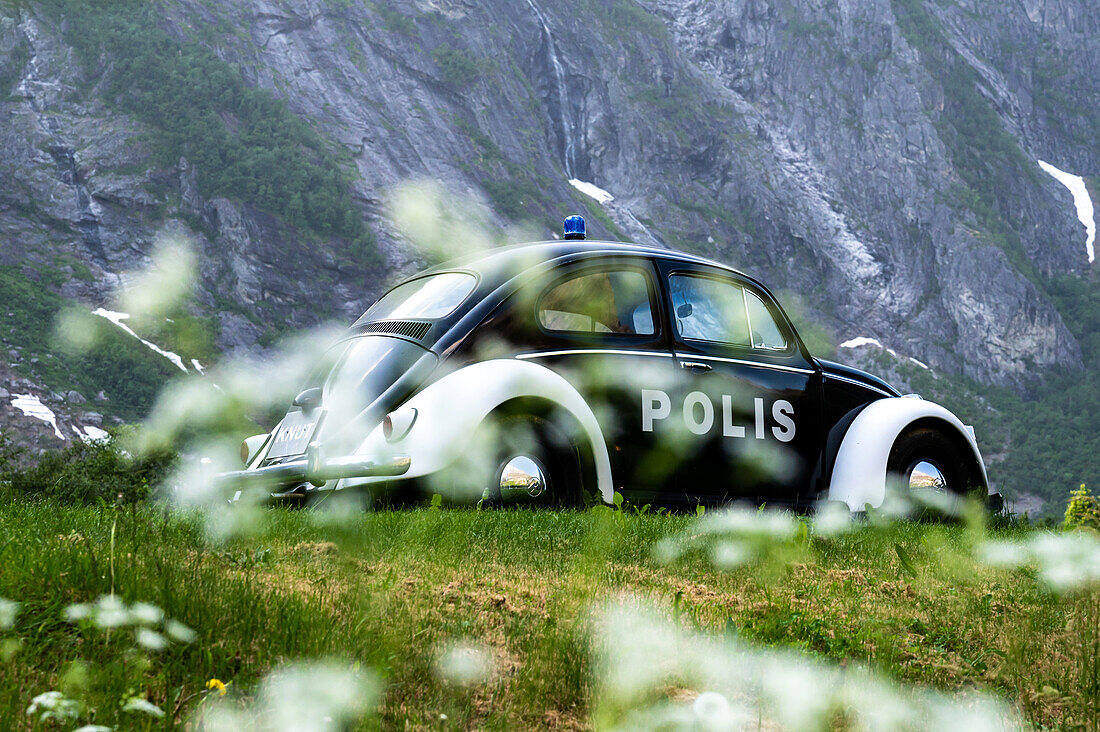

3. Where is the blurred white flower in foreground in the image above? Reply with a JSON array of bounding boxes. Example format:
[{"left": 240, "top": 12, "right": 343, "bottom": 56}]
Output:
[
  {"left": 63, "top": 595, "right": 196, "bottom": 650},
  {"left": 655, "top": 506, "right": 801, "bottom": 569},
  {"left": 980, "top": 531, "right": 1100, "bottom": 593},
  {"left": 436, "top": 640, "right": 495, "bottom": 686},
  {"left": 594, "top": 599, "right": 1024, "bottom": 731},
  {"left": 122, "top": 696, "right": 165, "bottom": 717},
  {"left": 200, "top": 661, "right": 377, "bottom": 732},
  {"left": 0, "top": 597, "right": 18, "bottom": 630},
  {"left": 26, "top": 691, "right": 81, "bottom": 724},
  {"left": 118, "top": 231, "right": 197, "bottom": 324}
]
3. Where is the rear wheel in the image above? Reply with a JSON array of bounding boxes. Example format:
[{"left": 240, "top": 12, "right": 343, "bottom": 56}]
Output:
[
  {"left": 887, "top": 426, "right": 975, "bottom": 517},
  {"left": 479, "top": 413, "right": 582, "bottom": 508}
]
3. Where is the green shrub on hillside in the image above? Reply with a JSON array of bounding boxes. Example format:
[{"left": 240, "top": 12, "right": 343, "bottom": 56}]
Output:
[
  {"left": 1, "top": 433, "right": 175, "bottom": 505},
  {"left": 41, "top": 0, "right": 375, "bottom": 258},
  {"left": 431, "top": 45, "right": 480, "bottom": 87}
]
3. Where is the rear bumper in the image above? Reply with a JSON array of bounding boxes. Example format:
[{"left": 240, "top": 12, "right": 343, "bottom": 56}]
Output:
[
  {"left": 216, "top": 453, "right": 411, "bottom": 492},
  {"left": 987, "top": 492, "right": 1004, "bottom": 514}
]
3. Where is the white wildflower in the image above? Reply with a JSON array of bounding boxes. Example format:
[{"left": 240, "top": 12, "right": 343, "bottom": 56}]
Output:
[
  {"left": 135, "top": 628, "right": 169, "bottom": 651},
  {"left": 130, "top": 602, "right": 164, "bottom": 625},
  {"left": 710, "top": 540, "right": 751, "bottom": 569},
  {"left": 165, "top": 619, "right": 197, "bottom": 643},
  {"left": 122, "top": 696, "right": 165, "bottom": 718},
  {"left": 200, "top": 661, "right": 377, "bottom": 732},
  {"left": 978, "top": 531, "right": 1100, "bottom": 593},
  {"left": 64, "top": 602, "right": 93, "bottom": 622},
  {"left": 26, "top": 691, "right": 81, "bottom": 723},
  {"left": 436, "top": 641, "right": 494, "bottom": 686},
  {"left": 594, "top": 599, "right": 1026, "bottom": 731},
  {"left": 93, "top": 595, "right": 131, "bottom": 628},
  {"left": 813, "top": 501, "right": 855, "bottom": 537},
  {"left": 0, "top": 597, "right": 18, "bottom": 630}
]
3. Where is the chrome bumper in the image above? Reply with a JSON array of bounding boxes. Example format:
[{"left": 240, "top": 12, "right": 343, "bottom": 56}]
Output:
[{"left": 216, "top": 453, "right": 411, "bottom": 490}]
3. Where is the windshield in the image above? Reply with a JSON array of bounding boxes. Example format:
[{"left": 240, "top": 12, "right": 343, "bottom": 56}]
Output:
[{"left": 356, "top": 272, "right": 477, "bottom": 323}]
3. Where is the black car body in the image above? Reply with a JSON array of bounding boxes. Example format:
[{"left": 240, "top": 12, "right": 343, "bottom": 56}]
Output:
[{"left": 226, "top": 234, "right": 996, "bottom": 513}]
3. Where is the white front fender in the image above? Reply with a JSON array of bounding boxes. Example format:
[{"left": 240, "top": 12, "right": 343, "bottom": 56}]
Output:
[
  {"left": 343, "top": 359, "right": 615, "bottom": 502},
  {"left": 828, "top": 397, "right": 989, "bottom": 511}
]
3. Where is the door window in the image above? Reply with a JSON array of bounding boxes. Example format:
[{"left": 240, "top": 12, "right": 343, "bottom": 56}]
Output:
[
  {"left": 538, "top": 270, "right": 655, "bottom": 335},
  {"left": 745, "top": 290, "right": 788, "bottom": 350},
  {"left": 668, "top": 274, "right": 750, "bottom": 345},
  {"left": 669, "top": 274, "right": 788, "bottom": 350}
]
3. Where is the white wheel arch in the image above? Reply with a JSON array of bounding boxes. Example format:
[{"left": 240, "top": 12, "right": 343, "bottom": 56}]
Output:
[
  {"left": 827, "top": 397, "right": 989, "bottom": 511},
  {"left": 341, "top": 359, "right": 615, "bottom": 502}
]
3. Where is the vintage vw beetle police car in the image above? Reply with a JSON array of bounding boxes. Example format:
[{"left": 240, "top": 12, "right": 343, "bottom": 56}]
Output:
[{"left": 222, "top": 216, "right": 1000, "bottom": 513}]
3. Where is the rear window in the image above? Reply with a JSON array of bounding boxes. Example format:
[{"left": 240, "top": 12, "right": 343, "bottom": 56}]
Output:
[
  {"left": 538, "top": 270, "right": 655, "bottom": 335},
  {"left": 357, "top": 272, "right": 477, "bottom": 323}
]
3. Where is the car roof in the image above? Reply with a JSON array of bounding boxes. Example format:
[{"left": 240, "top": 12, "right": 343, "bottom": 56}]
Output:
[{"left": 419, "top": 240, "right": 752, "bottom": 283}]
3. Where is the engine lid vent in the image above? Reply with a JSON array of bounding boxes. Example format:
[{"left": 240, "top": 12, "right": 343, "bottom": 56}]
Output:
[{"left": 358, "top": 319, "right": 432, "bottom": 340}]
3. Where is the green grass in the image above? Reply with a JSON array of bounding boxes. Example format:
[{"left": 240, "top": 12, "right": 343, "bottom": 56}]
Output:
[{"left": 1, "top": 500, "right": 1097, "bottom": 729}]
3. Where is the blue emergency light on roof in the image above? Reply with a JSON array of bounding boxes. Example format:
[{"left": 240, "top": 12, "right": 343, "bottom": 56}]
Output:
[{"left": 563, "top": 215, "right": 586, "bottom": 240}]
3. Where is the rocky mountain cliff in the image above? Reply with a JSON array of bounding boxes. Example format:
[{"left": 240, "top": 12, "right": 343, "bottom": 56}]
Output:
[{"left": 0, "top": 0, "right": 1096, "bottom": 463}]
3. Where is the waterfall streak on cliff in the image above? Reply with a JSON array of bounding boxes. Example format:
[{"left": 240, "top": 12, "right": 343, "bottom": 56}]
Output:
[{"left": 524, "top": 0, "right": 577, "bottom": 178}]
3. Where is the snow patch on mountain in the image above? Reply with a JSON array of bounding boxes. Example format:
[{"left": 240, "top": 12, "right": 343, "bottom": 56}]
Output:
[
  {"left": 569, "top": 179, "right": 614, "bottom": 204},
  {"left": 840, "top": 337, "right": 930, "bottom": 371},
  {"left": 1037, "top": 159, "right": 1095, "bottom": 263},
  {"left": 77, "top": 425, "right": 110, "bottom": 443},
  {"left": 92, "top": 308, "right": 188, "bottom": 372},
  {"left": 11, "top": 393, "right": 65, "bottom": 440}
]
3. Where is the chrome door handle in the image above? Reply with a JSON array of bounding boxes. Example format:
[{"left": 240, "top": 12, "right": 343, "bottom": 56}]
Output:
[{"left": 680, "top": 360, "right": 712, "bottom": 372}]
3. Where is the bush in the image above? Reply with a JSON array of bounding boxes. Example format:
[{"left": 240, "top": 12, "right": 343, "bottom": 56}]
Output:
[
  {"left": 1065, "top": 484, "right": 1100, "bottom": 530},
  {"left": 1, "top": 435, "right": 176, "bottom": 506},
  {"left": 431, "top": 45, "right": 480, "bottom": 87}
]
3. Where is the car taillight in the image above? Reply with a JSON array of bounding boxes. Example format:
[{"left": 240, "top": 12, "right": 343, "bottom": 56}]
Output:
[
  {"left": 382, "top": 407, "right": 417, "bottom": 443},
  {"left": 240, "top": 440, "right": 250, "bottom": 465}
]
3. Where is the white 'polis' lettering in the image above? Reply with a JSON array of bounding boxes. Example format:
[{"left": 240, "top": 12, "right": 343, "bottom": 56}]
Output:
[{"left": 641, "top": 389, "right": 795, "bottom": 443}]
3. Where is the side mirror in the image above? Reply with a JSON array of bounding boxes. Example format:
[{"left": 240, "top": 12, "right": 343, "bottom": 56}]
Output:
[
  {"left": 293, "top": 387, "right": 323, "bottom": 411},
  {"left": 676, "top": 302, "right": 693, "bottom": 318}
]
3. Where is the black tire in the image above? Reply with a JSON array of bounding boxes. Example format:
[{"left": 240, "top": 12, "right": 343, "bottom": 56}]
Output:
[
  {"left": 477, "top": 412, "right": 583, "bottom": 508},
  {"left": 887, "top": 426, "right": 977, "bottom": 517}
]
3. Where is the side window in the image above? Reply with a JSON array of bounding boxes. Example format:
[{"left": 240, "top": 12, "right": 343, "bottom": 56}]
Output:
[
  {"left": 745, "top": 290, "right": 788, "bottom": 349},
  {"left": 668, "top": 274, "right": 750, "bottom": 346},
  {"left": 538, "top": 270, "right": 655, "bottom": 336}
]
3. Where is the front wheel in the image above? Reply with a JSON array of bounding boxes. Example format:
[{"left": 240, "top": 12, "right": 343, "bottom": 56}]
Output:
[{"left": 887, "top": 426, "right": 976, "bottom": 517}]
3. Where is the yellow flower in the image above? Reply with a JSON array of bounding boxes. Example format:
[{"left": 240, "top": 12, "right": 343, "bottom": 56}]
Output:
[{"left": 206, "top": 678, "right": 227, "bottom": 696}]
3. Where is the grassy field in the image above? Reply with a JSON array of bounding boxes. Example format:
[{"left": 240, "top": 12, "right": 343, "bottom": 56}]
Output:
[{"left": 1, "top": 499, "right": 1098, "bottom": 730}]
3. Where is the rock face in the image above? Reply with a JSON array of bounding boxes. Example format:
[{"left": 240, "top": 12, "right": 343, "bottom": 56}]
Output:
[{"left": 0, "top": 0, "right": 1095, "bottom": 444}]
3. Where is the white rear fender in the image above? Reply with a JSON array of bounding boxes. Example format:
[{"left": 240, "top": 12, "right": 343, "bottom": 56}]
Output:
[
  {"left": 343, "top": 359, "right": 614, "bottom": 502},
  {"left": 828, "top": 397, "right": 989, "bottom": 511}
]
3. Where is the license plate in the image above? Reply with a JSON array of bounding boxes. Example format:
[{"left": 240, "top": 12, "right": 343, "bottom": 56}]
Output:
[{"left": 267, "top": 411, "right": 320, "bottom": 459}]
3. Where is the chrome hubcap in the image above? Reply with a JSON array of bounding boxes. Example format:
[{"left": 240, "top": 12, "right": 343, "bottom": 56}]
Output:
[
  {"left": 499, "top": 455, "right": 548, "bottom": 500},
  {"left": 908, "top": 460, "right": 948, "bottom": 493}
]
